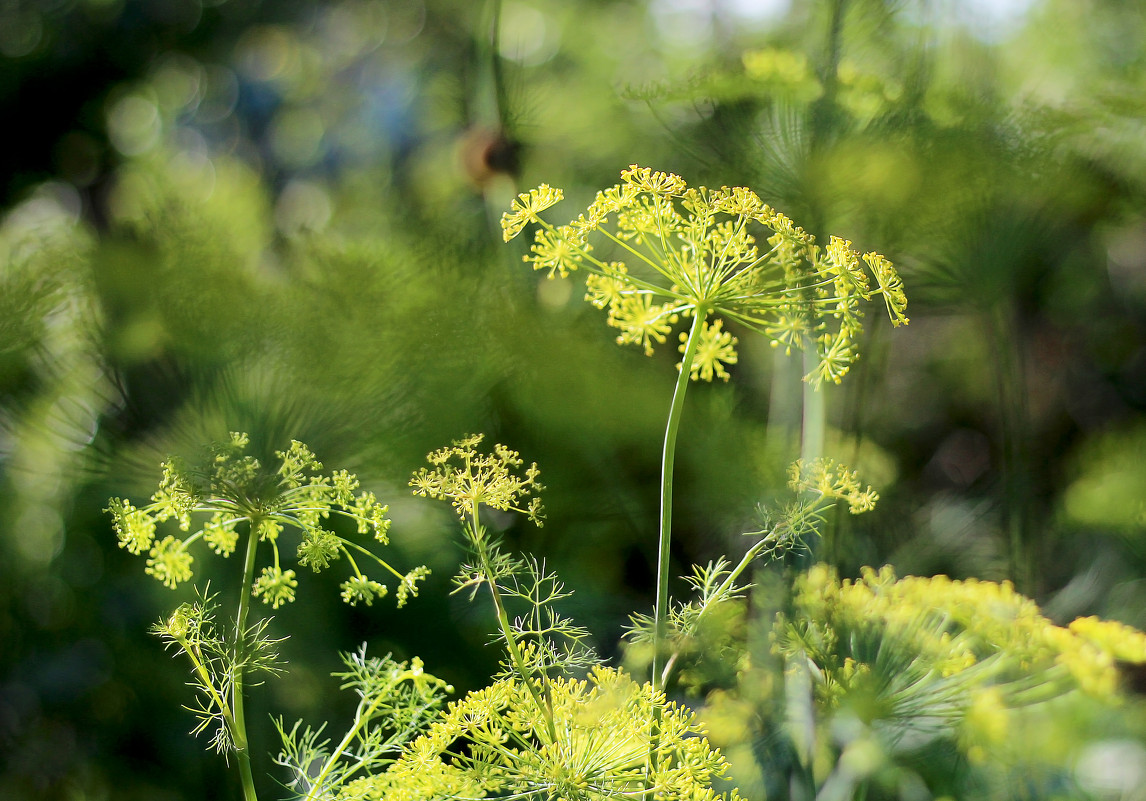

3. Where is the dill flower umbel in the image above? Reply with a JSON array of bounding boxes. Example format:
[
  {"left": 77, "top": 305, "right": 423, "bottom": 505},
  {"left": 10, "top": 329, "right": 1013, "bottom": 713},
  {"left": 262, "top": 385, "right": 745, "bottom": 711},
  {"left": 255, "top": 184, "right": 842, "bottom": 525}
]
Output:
[
  {"left": 502, "top": 165, "right": 908, "bottom": 385},
  {"left": 108, "top": 432, "right": 425, "bottom": 606},
  {"left": 355, "top": 666, "right": 743, "bottom": 801}
]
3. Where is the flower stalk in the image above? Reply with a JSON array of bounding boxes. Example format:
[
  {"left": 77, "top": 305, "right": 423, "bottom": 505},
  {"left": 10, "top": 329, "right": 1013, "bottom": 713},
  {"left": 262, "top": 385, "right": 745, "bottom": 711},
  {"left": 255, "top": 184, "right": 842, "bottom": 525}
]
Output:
[
  {"left": 652, "top": 308, "right": 707, "bottom": 694},
  {"left": 231, "top": 515, "right": 264, "bottom": 801},
  {"left": 500, "top": 165, "right": 908, "bottom": 690}
]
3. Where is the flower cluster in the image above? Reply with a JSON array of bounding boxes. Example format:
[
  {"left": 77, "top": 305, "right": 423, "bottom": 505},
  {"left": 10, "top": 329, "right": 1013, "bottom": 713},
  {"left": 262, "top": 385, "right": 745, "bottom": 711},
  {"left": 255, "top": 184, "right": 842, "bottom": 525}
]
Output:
[
  {"left": 773, "top": 564, "right": 1146, "bottom": 747},
  {"left": 409, "top": 433, "right": 544, "bottom": 526},
  {"left": 501, "top": 165, "right": 908, "bottom": 385},
  {"left": 788, "top": 457, "right": 880, "bottom": 514},
  {"left": 348, "top": 666, "right": 743, "bottom": 801},
  {"left": 107, "top": 433, "right": 425, "bottom": 607}
]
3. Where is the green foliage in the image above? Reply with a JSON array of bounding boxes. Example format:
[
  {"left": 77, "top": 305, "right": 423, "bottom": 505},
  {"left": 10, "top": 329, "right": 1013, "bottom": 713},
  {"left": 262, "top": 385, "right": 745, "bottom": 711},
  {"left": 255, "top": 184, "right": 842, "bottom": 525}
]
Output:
[
  {"left": 274, "top": 648, "right": 452, "bottom": 801},
  {"left": 152, "top": 591, "right": 284, "bottom": 755}
]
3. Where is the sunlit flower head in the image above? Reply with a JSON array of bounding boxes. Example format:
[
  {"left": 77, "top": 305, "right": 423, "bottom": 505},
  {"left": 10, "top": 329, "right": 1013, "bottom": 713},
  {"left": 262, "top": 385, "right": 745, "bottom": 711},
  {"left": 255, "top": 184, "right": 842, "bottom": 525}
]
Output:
[{"left": 502, "top": 165, "right": 908, "bottom": 385}]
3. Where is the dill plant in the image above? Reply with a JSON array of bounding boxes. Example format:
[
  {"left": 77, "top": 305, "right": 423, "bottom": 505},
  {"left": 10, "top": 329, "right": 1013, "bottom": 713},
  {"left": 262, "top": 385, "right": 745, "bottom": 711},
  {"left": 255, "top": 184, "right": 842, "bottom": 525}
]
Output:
[
  {"left": 500, "top": 164, "right": 908, "bottom": 693},
  {"left": 741, "top": 565, "right": 1146, "bottom": 798},
  {"left": 107, "top": 433, "right": 436, "bottom": 801},
  {"left": 385, "top": 434, "right": 743, "bottom": 801}
]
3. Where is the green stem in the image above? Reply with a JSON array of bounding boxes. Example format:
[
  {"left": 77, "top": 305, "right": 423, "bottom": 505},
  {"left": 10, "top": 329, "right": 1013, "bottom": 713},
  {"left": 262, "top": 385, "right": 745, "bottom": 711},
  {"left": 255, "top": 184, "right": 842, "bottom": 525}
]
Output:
[
  {"left": 645, "top": 308, "right": 703, "bottom": 801},
  {"left": 652, "top": 309, "right": 706, "bottom": 694},
  {"left": 471, "top": 514, "right": 558, "bottom": 743},
  {"left": 178, "top": 636, "right": 241, "bottom": 740},
  {"left": 304, "top": 668, "right": 417, "bottom": 800},
  {"left": 232, "top": 516, "right": 263, "bottom": 801}
]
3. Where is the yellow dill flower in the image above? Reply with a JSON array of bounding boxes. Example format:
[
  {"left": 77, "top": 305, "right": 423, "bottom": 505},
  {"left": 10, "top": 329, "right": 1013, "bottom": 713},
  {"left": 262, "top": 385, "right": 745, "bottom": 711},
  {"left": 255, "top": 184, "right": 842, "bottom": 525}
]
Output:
[
  {"left": 503, "top": 165, "right": 907, "bottom": 385},
  {"left": 500, "top": 183, "right": 563, "bottom": 242},
  {"left": 620, "top": 163, "right": 688, "bottom": 195},
  {"left": 789, "top": 458, "right": 879, "bottom": 514},
  {"left": 366, "top": 666, "right": 742, "bottom": 801},
  {"left": 609, "top": 293, "right": 679, "bottom": 356},
  {"left": 681, "top": 318, "right": 738, "bottom": 382},
  {"left": 146, "top": 535, "right": 194, "bottom": 589},
  {"left": 1068, "top": 616, "right": 1146, "bottom": 663},
  {"left": 409, "top": 433, "right": 544, "bottom": 525},
  {"left": 775, "top": 562, "right": 1146, "bottom": 761},
  {"left": 108, "top": 498, "right": 157, "bottom": 554},
  {"left": 584, "top": 262, "right": 629, "bottom": 309},
  {"left": 527, "top": 223, "right": 589, "bottom": 278},
  {"left": 863, "top": 251, "right": 909, "bottom": 326},
  {"left": 109, "top": 433, "right": 420, "bottom": 607}
]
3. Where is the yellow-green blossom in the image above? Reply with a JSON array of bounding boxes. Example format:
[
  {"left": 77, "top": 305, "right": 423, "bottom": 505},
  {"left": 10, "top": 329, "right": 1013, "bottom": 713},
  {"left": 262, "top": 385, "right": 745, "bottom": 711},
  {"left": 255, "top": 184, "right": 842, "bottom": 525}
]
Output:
[
  {"left": 502, "top": 165, "right": 908, "bottom": 385},
  {"left": 354, "top": 666, "right": 742, "bottom": 801},
  {"left": 252, "top": 566, "right": 298, "bottom": 609},
  {"left": 774, "top": 563, "right": 1146, "bottom": 747},
  {"left": 340, "top": 576, "right": 388, "bottom": 607},
  {"left": 789, "top": 458, "right": 879, "bottom": 514},
  {"left": 108, "top": 498, "right": 156, "bottom": 554},
  {"left": 146, "top": 535, "right": 194, "bottom": 589},
  {"left": 107, "top": 433, "right": 421, "bottom": 608},
  {"left": 501, "top": 183, "right": 564, "bottom": 241},
  {"left": 682, "top": 318, "right": 738, "bottom": 382},
  {"left": 409, "top": 433, "right": 544, "bottom": 525}
]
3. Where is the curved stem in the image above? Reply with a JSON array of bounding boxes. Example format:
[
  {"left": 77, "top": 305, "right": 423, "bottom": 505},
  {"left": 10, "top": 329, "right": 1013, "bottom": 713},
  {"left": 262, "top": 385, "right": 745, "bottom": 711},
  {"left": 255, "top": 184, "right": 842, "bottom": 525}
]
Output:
[
  {"left": 232, "top": 516, "right": 263, "bottom": 801},
  {"left": 304, "top": 667, "right": 419, "bottom": 800},
  {"left": 652, "top": 310, "right": 706, "bottom": 694}
]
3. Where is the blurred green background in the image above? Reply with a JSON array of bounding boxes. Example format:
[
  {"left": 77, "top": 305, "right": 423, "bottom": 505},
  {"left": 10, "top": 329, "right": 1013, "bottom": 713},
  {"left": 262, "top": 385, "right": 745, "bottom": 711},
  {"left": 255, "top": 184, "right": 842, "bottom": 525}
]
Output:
[{"left": 2, "top": 0, "right": 1146, "bottom": 798}]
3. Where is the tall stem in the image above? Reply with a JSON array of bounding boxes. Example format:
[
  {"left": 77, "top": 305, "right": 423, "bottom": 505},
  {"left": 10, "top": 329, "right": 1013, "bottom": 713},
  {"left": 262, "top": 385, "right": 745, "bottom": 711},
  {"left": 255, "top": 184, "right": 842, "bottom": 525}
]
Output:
[
  {"left": 232, "top": 517, "right": 263, "bottom": 801},
  {"left": 652, "top": 310, "right": 706, "bottom": 694}
]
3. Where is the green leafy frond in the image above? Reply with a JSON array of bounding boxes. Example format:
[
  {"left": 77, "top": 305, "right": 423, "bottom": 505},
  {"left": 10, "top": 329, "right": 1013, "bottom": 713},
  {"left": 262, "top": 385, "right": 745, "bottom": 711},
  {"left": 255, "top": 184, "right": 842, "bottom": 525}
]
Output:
[
  {"left": 151, "top": 591, "right": 283, "bottom": 754},
  {"left": 276, "top": 647, "right": 452, "bottom": 801}
]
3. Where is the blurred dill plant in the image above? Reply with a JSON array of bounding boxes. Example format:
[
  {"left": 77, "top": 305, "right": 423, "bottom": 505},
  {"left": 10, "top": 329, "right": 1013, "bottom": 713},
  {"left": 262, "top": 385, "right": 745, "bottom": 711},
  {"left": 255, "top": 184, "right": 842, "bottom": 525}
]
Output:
[{"left": 753, "top": 564, "right": 1146, "bottom": 797}]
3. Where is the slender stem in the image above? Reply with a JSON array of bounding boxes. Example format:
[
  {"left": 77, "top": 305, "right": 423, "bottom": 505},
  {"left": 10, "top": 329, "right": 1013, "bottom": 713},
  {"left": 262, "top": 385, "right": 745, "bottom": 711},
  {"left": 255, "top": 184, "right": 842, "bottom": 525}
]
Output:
[
  {"left": 232, "top": 516, "right": 263, "bottom": 801},
  {"left": 471, "top": 514, "right": 558, "bottom": 743},
  {"left": 178, "top": 636, "right": 241, "bottom": 738},
  {"left": 652, "top": 309, "right": 706, "bottom": 694},
  {"left": 646, "top": 312, "right": 703, "bottom": 801},
  {"left": 305, "top": 667, "right": 417, "bottom": 800}
]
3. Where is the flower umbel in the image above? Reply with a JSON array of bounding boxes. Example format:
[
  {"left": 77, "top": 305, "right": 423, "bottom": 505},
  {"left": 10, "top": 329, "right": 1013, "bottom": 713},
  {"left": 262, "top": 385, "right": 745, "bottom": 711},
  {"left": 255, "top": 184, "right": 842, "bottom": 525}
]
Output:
[
  {"left": 107, "top": 433, "right": 424, "bottom": 607},
  {"left": 502, "top": 165, "right": 909, "bottom": 385},
  {"left": 360, "top": 666, "right": 743, "bottom": 801},
  {"left": 409, "top": 433, "right": 544, "bottom": 525}
]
